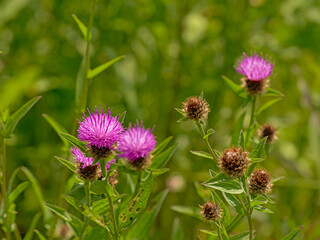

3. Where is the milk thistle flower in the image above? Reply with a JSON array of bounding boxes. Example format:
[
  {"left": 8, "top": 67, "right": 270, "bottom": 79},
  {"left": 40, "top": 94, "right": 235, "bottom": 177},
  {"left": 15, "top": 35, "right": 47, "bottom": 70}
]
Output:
[
  {"left": 248, "top": 169, "right": 273, "bottom": 195},
  {"left": 78, "top": 107, "right": 124, "bottom": 159},
  {"left": 201, "top": 202, "right": 222, "bottom": 221},
  {"left": 235, "top": 52, "right": 274, "bottom": 95},
  {"left": 219, "top": 147, "right": 249, "bottom": 176},
  {"left": 258, "top": 124, "right": 278, "bottom": 143},
  {"left": 118, "top": 121, "right": 156, "bottom": 170},
  {"left": 182, "top": 96, "right": 210, "bottom": 121}
]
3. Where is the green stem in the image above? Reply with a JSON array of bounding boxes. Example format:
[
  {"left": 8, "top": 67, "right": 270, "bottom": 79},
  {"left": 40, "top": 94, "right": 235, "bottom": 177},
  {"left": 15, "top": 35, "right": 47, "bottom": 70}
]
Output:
[
  {"left": 195, "top": 122, "right": 219, "bottom": 164},
  {"left": 241, "top": 176, "right": 254, "bottom": 240},
  {"left": 1, "top": 137, "right": 10, "bottom": 240},
  {"left": 106, "top": 191, "right": 118, "bottom": 240},
  {"left": 79, "top": 181, "right": 91, "bottom": 239},
  {"left": 216, "top": 224, "right": 223, "bottom": 240},
  {"left": 247, "top": 210, "right": 253, "bottom": 240},
  {"left": 78, "top": 0, "right": 97, "bottom": 113},
  {"left": 246, "top": 97, "right": 256, "bottom": 146}
]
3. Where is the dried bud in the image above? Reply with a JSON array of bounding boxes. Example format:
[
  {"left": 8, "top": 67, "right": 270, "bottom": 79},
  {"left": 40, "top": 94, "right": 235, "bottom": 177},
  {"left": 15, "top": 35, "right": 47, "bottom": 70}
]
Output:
[
  {"left": 258, "top": 124, "right": 278, "bottom": 143},
  {"left": 129, "top": 155, "right": 152, "bottom": 170},
  {"left": 76, "top": 163, "right": 99, "bottom": 181},
  {"left": 201, "top": 202, "right": 222, "bottom": 221},
  {"left": 241, "top": 78, "right": 269, "bottom": 95},
  {"left": 248, "top": 169, "right": 272, "bottom": 195},
  {"left": 108, "top": 170, "right": 119, "bottom": 187},
  {"left": 219, "top": 147, "right": 249, "bottom": 176},
  {"left": 182, "top": 96, "right": 210, "bottom": 121}
]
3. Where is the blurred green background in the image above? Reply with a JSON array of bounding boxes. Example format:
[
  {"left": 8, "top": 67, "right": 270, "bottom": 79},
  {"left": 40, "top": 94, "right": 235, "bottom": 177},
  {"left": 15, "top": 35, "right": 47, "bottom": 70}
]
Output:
[{"left": 1, "top": 0, "right": 320, "bottom": 239}]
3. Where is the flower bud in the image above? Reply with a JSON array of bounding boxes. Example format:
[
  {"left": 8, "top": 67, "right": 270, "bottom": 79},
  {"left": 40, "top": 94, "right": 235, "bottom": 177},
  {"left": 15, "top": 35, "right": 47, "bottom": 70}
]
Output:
[
  {"left": 258, "top": 124, "right": 278, "bottom": 143},
  {"left": 201, "top": 202, "right": 222, "bottom": 221},
  {"left": 248, "top": 169, "right": 272, "bottom": 195},
  {"left": 219, "top": 147, "right": 249, "bottom": 176},
  {"left": 182, "top": 96, "right": 210, "bottom": 121}
]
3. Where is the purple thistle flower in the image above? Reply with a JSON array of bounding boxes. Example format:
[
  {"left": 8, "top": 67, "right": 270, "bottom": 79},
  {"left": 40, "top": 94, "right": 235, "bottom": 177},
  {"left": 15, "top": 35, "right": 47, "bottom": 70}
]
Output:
[
  {"left": 118, "top": 121, "right": 156, "bottom": 163},
  {"left": 78, "top": 107, "right": 124, "bottom": 150},
  {"left": 71, "top": 146, "right": 95, "bottom": 168},
  {"left": 235, "top": 52, "right": 274, "bottom": 81}
]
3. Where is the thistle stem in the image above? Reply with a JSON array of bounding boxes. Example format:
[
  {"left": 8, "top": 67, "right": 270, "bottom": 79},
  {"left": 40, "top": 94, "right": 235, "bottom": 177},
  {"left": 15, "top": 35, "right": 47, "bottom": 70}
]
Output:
[
  {"left": 1, "top": 137, "right": 10, "bottom": 240},
  {"left": 246, "top": 97, "right": 256, "bottom": 146},
  {"left": 106, "top": 191, "right": 119, "bottom": 240},
  {"left": 195, "top": 122, "right": 219, "bottom": 167},
  {"left": 217, "top": 225, "right": 223, "bottom": 240},
  {"left": 79, "top": 181, "right": 91, "bottom": 239}
]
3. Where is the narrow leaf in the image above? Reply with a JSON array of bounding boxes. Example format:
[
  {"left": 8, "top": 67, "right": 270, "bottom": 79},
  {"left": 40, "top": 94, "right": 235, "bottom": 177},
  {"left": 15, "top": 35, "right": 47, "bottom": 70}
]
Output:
[
  {"left": 203, "top": 128, "right": 215, "bottom": 139},
  {"left": 222, "top": 192, "right": 243, "bottom": 214},
  {"left": 231, "top": 113, "right": 245, "bottom": 147},
  {"left": 5, "top": 96, "right": 41, "bottom": 138},
  {"left": 280, "top": 226, "right": 303, "bottom": 240},
  {"left": 152, "top": 136, "right": 173, "bottom": 156},
  {"left": 45, "top": 203, "right": 72, "bottom": 221},
  {"left": 229, "top": 231, "right": 250, "bottom": 240},
  {"left": 171, "top": 205, "right": 202, "bottom": 220},
  {"left": 42, "top": 114, "right": 69, "bottom": 147},
  {"left": 88, "top": 55, "right": 125, "bottom": 79},
  {"left": 23, "top": 212, "right": 41, "bottom": 240},
  {"left": 190, "top": 150, "right": 213, "bottom": 159},
  {"left": 34, "top": 230, "right": 46, "bottom": 240},
  {"left": 75, "top": 59, "right": 86, "bottom": 111},
  {"left": 151, "top": 144, "right": 178, "bottom": 169},
  {"left": 272, "top": 176, "right": 284, "bottom": 183},
  {"left": 59, "top": 132, "right": 87, "bottom": 152},
  {"left": 238, "top": 130, "right": 245, "bottom": 150},
  {"left": 8, "top": 181, "right": 30, "bottom": 205},
  {"left": 171, "top": 218, "right": 184, "bottom": 240},
  {"left": 222, "top": 76, "right": 248, "bottom": 100},
  {"left": 55, "top": 156, "right": 76, "bottom": 173},
  {"left": 72, "top": 14, "right": 92, "bottom": 40},
  {"left": 253, "top": 205, "right": 273, "bottom": 214},
  {"left": 200, "top": 229, "right": 218, "bottom": 236},
  {"left": 265, "top": 88, "right": 285, "bottom": 97},
  {"left": 256, "top": 98, "right": 281, "bottom": 115},
  {"left": 203, "top": 180, "right": 243, "bottom": 194}
]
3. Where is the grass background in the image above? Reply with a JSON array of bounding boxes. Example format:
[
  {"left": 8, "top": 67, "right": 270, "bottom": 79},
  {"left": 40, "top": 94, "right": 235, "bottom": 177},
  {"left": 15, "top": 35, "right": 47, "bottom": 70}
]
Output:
[{"left": 1, "top": 0, "right": 320, "bottom": 239}]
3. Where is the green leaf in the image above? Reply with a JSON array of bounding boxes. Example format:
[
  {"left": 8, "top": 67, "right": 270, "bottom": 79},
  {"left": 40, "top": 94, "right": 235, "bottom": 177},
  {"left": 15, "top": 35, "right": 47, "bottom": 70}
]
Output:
[
  {"left": 88, "top": 55, "right": 125, "bottom": 79},
  {"left": 150, "top": 144, "right": 178, "bottom": 169},
  {"left": 203, "top": 172, "right": 226, "bottom": 185},
  {"left": 59, "top": 132, "right": 87, "bottom": 152},
  {"left": 42, "top": 114, "right": 69, "bottom": 147},
  {"left": 83, "top": 227, "right": 108, "bottom": 240},
  {"left": 5, "top": 96, "right": 41, "bottom": 138},
  {"left": 203, "top": 128, "right": 215, "bottom": 139},
  {"left": 152, "top": 136, "right": 173, "bottom": 156},
  {"left": 190, "top": 150, "right": 213, "bottom": 159},
  {"left": 171, "top": 218, "right": 184, "bottom": 240},
  {"left": 171, "top": 205, "right": 202, "bottom": 220},
  {"left": 256, "top": 98, "right": 281, "bottom": 115},
  {"left": 177, "top": 117, "right": 189, "bottom": 122},
  {"left": 118, "top": 173, "right": 153, "bottom": 230},
  {"left": 45, "top": 203, "right": 72, "bottom": 221},
  {"left": 55, "top": 156, "right": 76, "bottom": 173},
  {"left": 231, "top": 113, "right": 245, "bottom": 147},
  {"left": 126, "top": 190, "right": 169, "bottom": 239},
  {"left": 248, "top": 138, "right": 267, "bottom": 175},
  {"left": 238, "top": 130, "right": 245, "bottom": 150},
  {"left": 72, "top": 14, "right": 92, "bottom": 40},
  {"left": 75, "top": 59, "right": 86, "bottom": 111},
  {"left": 145, "top": 168, "right": 169, "bottom": 177},
  {"left": 200, "top": 229, "right": 218, "bottom": 236},
  {"left": 34, "top": 230, "right": 46, "bottom": 240},
  {"left": 229, "top": 231, "right": 250, "bottom": 240},
  {"left": 90, "top": 179, "right": 114, "bottom": 196},
  {"left": 8, "top": 181, "right": 29, "bottom": 205},
  {"left": 280, "top": 226, "right": 303, "bottom": 240},
  {"left": 264, "top": 88, "right": 285, "bottom": 97},
  {"left": 119, "top": 111, "right": 126, "bottom": 123},
  {"left": 222, "top": 76, "right": 248, "bottom": 100},
  {"left": 23, "top": 212, "right": 41, "bottom": 240},
  {"left": 272, "top": 176, "right": 284, "bottom": 183},
  {"left": 174, "top": 108, "right": 185, "bottom": 116},
  {"left": 203, "top": 180, "right": 244, "bottom": 194},
  {"left": 253, "top": 205, "right": 273, "bottom": 214},
  {"left": 222, "top": 192, "right": 243, "bottom": 214}
]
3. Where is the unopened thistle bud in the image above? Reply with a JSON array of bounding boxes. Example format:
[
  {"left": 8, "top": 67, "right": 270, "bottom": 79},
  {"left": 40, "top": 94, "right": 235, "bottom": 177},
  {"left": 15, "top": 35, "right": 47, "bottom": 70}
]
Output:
[
  {"left": 248, "top": 169, "right": 272, "bottom": 195},
  {"left": 258, "top": 124, "right": 278, "bottom": 143},
  {"left": 235, "top": 52, "right": 274, "bottom": 95},
  {"left": 201, "top": 202, "right": 222, "bottom": 221},
  {"left": 219, "top": 147, "right": 249, "bottom": 176},
  {"left": 182, "top": 96, "right": 210, "bottom": 121}
]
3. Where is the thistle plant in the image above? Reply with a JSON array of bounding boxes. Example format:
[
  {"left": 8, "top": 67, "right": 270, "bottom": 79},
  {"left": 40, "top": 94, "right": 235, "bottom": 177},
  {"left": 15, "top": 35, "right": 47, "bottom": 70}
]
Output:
[{"left": 173, "top": 52, "right": 302, "bottom": 239}]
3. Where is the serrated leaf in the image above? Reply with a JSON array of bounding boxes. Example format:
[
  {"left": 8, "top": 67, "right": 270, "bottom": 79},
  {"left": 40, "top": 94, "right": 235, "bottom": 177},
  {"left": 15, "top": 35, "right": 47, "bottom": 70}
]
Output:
[
  {"left": 72, "top": 14, "right": 92, "bottom": 40},
  {"left": 118, "top": 174, "right": 153, "bottom": 230},
  {"left": 265, "top": 88, "right": 285, "bottom": 97},
  {"left": 190, "top": 150, "right": 213, "bottom": 159},
  {"left": 229, "top": 231, "right": 249, "bottom": 240},
  {"left": 5, "top": 96, "right": 41, "bottom": 138},
  {"left": 126, "top": 190, "right": 168, "bottom": 240},
  {"left": 222, "top": 76, "right": 248, "bottom": 100},
  {"left": 150, "top": 144, "right": 178, "bottom": 169},
  {"left": 171, "top": 205, "right": 202, "bottom": 220},
  {"left": 203, "top": 180, "right": 244, "bottom": 194},
  {"left": 253, "top": 205, "right": 273, "bottom": 214},
  {"left": 280, "top": 226, "right": 303, "bottom": 240},
  {"left": 34, "top": 230, "right": 46, "bottom": 240},
  {"left": 256, "top": 98, "right": 281, "bottom": 115},
  {"left": 55, "top": 156, "right": 76, "bottom": 173},
  {"left": 231, "top": 113, "right": 245, "bottom": 147},
  {"left": 42, "top": 114, "right": 69, "bottom": 147},
  {"left": 200, "top": 229, "right": 218, "bottom": 236},
  {"left": 8, "top": 181, "right": 29, "bottom": 205},
  {"left": 59, "top": 132, "right": 87, "bottom": 152},
  {"left": 88, "top": 55, "right": 125, "bottom": 79}
]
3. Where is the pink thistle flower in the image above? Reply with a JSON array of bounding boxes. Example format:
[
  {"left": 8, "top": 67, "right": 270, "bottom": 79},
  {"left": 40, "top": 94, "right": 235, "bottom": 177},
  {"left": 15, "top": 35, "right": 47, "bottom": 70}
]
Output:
[
  {"left": 118, "top": 121, "right": 156, "bottom": 168},
  {"left": 235, "top": 52, "right": 274, "bottom": 81},
  {"left": 71, "top": 146, "right": 95, "bottom": 168},
  {"left": 77, "top": 107, "right": 124, "bottom": 150}
]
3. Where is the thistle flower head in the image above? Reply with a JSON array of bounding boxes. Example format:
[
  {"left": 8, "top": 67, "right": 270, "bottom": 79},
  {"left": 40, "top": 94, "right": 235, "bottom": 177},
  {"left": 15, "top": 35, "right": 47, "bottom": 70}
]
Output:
[
  {"left": 118, "top": 121, "right": 156, "bottom": 169},
  {"left": 71, "top": 146, "right": 99, "bottom": 181},
  {"left": 258, "top": 124, "right": 278, "bottom": 143},
  {"left": 182, "top": 96, "right": 210, "bottom": 121},
  {"left": 201, "top": 202, "right": 222, "bottom": 221},
  {"left": 219, "top": 147, "right": 249, "bottom": 176},
  {"left": 77, "top": 107, "right": 124, "bottom": 150},
  {"left": 235, "top": 52, "right": 274, "bottom": 81},
  {"left": 248, "top": 169, "right": 273, "bottom": 195}
]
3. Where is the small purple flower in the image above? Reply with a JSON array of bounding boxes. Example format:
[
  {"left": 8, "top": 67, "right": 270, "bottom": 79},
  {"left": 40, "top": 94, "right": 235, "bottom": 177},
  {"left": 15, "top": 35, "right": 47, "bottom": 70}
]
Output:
[
  {"left": 78, "top": 107, "right": 124, "bottom": 150},
  {"left": 71, "top": 146, "right": 95, "bottom": 168},
  {"left": 235, "top": 53, "right": 274, "bottom": 81},
  {"left": 118, "top": 121, "right": 156, "bottom": 164}
]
